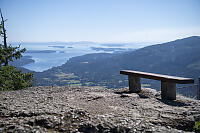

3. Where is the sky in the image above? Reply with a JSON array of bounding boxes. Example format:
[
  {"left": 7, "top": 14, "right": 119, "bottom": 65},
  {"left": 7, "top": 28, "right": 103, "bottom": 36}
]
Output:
[{"left": 0, "top": 0, "right": 200, "bottom": 43}]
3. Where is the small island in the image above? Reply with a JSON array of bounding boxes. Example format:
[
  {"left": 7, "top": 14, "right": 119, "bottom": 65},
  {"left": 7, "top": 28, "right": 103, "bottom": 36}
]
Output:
[
  {"left": 48, "top": 46, "right": 65, "bottom": 48},
  {"left": 26, "top": 50, "right": 57, "bottom": 53}
]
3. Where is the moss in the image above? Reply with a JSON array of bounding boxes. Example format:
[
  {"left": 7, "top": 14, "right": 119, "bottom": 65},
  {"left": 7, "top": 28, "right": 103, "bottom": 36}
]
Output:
[{"left": 194, "top": 121, "right": 200, "bottom": 132}]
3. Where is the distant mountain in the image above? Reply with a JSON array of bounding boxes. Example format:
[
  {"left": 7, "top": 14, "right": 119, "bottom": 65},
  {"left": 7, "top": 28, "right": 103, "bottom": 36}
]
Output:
[{"left": 34, "top": 36, "right": 200, "bottom": 97}]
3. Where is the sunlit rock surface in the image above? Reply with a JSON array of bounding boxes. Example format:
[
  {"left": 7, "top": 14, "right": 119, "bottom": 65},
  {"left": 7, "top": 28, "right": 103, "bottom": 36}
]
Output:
[{"left": 0, "top": 86, "right": 199, "bottom": 132}]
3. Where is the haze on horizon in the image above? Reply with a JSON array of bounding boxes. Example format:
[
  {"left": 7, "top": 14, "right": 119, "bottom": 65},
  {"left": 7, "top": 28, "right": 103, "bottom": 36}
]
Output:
[{"left": 0, "top": 0, "right": 200, "bottom": 44}]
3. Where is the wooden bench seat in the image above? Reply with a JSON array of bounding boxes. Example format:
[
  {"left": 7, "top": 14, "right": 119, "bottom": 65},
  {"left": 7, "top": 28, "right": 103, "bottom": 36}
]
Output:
[{"left": 120, "top": 70, "right": 194, "bottom": 100}]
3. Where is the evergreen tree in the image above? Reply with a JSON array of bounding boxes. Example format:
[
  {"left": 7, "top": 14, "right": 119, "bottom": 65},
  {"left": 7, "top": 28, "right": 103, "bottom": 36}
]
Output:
[
  {"left": 0, "top": 9, "right": 33, "bottom": 90},
  {"left": 0, "top": 9, "right": 26, "bottom": 66}
]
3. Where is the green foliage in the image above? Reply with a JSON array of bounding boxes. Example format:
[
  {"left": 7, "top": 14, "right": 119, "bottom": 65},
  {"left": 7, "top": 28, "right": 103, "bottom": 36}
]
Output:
[
  {"left": 0, "top": 66, "right": 33, "bottom": 91},
  {"left": 0, "top": 9, "right": 33, "bottom": 91},
  {"left": 194, "top": 121, "right": 200, "bottom": 132},
  {"left": 0, "top": 44, "right": 26, "bottom": 66},
  {"left": 0, "top": 9, "right": 26, "bottom": 66}
]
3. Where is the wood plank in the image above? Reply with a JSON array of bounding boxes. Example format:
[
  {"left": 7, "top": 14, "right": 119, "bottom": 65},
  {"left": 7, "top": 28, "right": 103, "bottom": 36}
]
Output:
[{"left": 120, "top": 70, "right": 194, "bottom": 84}]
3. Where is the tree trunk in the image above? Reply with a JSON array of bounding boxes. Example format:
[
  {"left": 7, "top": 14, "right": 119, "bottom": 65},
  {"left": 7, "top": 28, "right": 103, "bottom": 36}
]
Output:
[{"left": 0, "top": 9, "right": 8, "bottom": 66}]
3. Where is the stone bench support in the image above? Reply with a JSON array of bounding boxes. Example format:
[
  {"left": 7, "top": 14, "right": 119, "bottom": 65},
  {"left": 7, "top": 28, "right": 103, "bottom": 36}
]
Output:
[
  {"left": 161, "top": 81, "right": 176, "bottom": 100},
  {"left": 128, "top": 76, "right": 141, "bottom": 92}
]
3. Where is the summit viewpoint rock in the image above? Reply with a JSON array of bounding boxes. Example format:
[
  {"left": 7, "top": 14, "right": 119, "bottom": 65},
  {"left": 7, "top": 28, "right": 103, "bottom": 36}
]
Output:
[{"left": 0, "top": 86, "right": 199, "bottom": 132}]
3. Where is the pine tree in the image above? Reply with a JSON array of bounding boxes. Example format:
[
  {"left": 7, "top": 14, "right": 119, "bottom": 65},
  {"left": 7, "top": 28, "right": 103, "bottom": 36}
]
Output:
[
  {"left": 0, "top": 9, "right": 33, "bottom": 90},
  {"left": 0, "top": 9, "right": 26, "bottom": 66}
]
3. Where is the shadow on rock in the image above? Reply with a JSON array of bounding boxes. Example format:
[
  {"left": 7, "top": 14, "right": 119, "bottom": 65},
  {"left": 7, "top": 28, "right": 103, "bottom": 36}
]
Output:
[{"left": 156, "top": 98, "right": 189, "bottom": 107}]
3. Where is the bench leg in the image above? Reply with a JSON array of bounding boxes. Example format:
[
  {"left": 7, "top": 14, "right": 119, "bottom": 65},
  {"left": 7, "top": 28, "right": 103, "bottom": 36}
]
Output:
[
  {"left": 161, "top": 81, "right": 176, "bottom": 100},
  {"left": 128, "top": 76, "right": 141, "bottom": 92}
]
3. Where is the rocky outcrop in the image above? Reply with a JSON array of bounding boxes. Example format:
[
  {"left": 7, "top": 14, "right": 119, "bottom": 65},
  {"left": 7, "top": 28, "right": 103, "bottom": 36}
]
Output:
[{"left": 0, "top": 86, "right": 199, "bottom": 132}]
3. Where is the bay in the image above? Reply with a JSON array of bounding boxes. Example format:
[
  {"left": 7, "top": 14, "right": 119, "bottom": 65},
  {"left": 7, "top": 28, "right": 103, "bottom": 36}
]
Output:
[{"left": 12, "top": 42, "right": 148, "bottom": 72}]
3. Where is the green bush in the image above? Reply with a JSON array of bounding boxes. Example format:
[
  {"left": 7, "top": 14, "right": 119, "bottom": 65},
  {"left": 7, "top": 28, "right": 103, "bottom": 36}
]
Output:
[
  {"left": 194, "top": 121, "right": 200, "bottom": 132},
  {"left": 0, "top": 66, "right": 33, "bottom": 91}
]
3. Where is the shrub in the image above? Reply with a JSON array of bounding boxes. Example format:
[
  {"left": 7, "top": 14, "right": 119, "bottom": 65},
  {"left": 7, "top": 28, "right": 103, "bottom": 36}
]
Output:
[
  {"left": 0, "top": 66, "right": 33, "bottom": 90},
  {"left": 194, "top": 121, "right": 200, "bottom": 132}
]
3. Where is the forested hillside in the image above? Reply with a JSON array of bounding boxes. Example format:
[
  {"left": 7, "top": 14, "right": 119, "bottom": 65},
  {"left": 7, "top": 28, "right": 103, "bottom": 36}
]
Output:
[{"left": 34, "top": 36, "right": 200, "bottom": 96}]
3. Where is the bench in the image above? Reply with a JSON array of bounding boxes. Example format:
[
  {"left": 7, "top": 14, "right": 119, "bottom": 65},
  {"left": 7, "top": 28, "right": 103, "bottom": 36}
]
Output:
[{"left": 120, "top": 70, "right": 194, "bottom": 100}]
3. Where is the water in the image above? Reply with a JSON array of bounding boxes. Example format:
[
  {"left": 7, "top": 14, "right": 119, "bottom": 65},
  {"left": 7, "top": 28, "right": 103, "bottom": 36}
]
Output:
[
  {"left": 12, "top": 42, "right": 148, "bottom": 72},
  {"left": 23, "top": 52, "right": 87, "bottom": 72}
]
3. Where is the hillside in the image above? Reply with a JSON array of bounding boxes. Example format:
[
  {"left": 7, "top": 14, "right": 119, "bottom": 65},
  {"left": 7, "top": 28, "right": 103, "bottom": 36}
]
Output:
[
  {"left": 0, "top": 86, "right": 199, "bottom": 132},
  {"left": 34, "top": 36, "right": 200, "bottom": 97},
  {"left": 9, "top": 56, "right": 35, "bottom": 67}
]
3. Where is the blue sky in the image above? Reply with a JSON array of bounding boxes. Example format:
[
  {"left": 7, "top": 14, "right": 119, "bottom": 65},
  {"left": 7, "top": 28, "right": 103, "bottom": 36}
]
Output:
[{"left": 1, "top": 0, "right": 200, "bottom": 43}]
